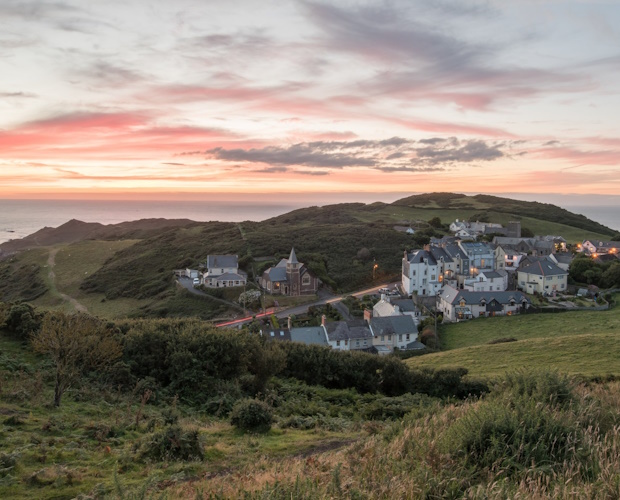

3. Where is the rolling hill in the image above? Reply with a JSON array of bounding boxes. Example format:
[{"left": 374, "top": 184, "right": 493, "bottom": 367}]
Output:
[{"left": 0, "top": 192, "right": 615, "bottom": 319}]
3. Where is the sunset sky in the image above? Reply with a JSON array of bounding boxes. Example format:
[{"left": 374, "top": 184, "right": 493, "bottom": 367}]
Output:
[{"left": 1, "top": 0, "right": 619, "bottom": 200}]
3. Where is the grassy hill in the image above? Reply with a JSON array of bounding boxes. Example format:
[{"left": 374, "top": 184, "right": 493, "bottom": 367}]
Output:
[
  {"left": 1, "top": 322, "right": 619, "bottom": 499},
  {"left": 0, "top": 192, "right": 615, "bottom": 319},
  {"left": 407, "top": 294, "right": 620, "bottom": 378}
]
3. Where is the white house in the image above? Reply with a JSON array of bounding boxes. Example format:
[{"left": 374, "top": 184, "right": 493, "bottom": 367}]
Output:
[
  {"left": 517, "top": 260, "right": 568, "bottom": 295},
  {"left": 369, "top": 315, "right": 419, "bottom": 352},
  {"left": 372, "top": 296, "right": 421, "bottom": 322},
  {"left": 463, "top": 270, "right": 508, "bottom": 292},
  {"left": 203, "top": 255, "right": 247, "bottom": 288},
  {"left": 438, "top": 285, "right": 530, "bottom": 322}
]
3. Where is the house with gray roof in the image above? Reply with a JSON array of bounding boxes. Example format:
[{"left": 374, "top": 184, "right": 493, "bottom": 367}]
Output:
[
  {"left": 202, "top": 254, "right": 247, "bottom": 288},
  {"left": 517, "top": 260, "right": 568, "bottom": 295},
  {"left": 323, "top": 319, "right": 373, "bottom": 351},
  {"left": 289, "top": 326, "right": 329, "bottom": 346},
  {"left": 463, "top": 270, "right": 508, "bottom": 292},
  {"left": 372, "top": 296, "right": 421, "bottom": 321},
  {"left": 458, "top": 241, "right": 495, "bottom": 273},
  {"left": 369, "top": 315, "right": 419, "bottom": 351},
  {"left": 438, "top": 285, "right": 530, "bottom": 322},
  {"left": 260, "top": 248, "right": 319, "bottom": 296}
]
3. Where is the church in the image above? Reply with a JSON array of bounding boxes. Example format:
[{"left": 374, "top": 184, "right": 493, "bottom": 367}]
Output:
[{"left": 260, "top": 248, "right": 319, "bottom": 296}]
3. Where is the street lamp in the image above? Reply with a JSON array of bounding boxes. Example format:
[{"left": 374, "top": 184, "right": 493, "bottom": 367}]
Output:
[{"left": 373, "top": 259, "right": 378, "bottom": 280}]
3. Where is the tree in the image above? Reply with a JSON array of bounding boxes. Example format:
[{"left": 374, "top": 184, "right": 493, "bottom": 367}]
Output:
[
  {"left": 31, "top": 312, "right": 122, "bottom": 407},
  {"left": 428, "top": 217, "right": 442, "bottom": 229}
]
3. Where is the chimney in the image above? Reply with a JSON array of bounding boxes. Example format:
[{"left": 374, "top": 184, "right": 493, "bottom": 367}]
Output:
[
  {"left": 287, "top": 315, "right": 292, "bottom": 330},
  {"left": 321, "top": 314, "right": 327, "bottom": 326},
  {"left": 364, "top": 309, "right": 372, "bottom": 322}
]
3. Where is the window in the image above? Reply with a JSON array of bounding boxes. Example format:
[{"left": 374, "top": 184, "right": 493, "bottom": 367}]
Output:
[
  {"left": 336, "top": 340, "right": 340, "bottom": 346},
  {"left": 381, "top": 335, "right": 384, "bottom": 341},
  {"left": 302, "top": 275, "right": 311, "bottom": 285},
  {"left": 412, "top": 270, "right": 416, "bottom": 276},
  {"left": 406, "top": 334, "right": 410, "bottom": 341},
  {"left": 387, "top": 335, "right": 391, "bottom": 341},
  {"left": 431, "top": 275, "right": 436, "bottom": 280},
  {"left": 399, "top": 334, "right": 403, "bottom": 341},
  {"left": 481, "top": 259, "right": 485, "bottom": 268}
]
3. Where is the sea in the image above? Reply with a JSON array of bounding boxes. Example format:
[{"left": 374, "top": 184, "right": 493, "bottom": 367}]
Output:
[{"left": 0, "top": 196, "right": 618, "bottom": 245}]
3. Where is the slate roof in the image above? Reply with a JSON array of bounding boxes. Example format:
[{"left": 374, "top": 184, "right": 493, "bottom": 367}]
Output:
[
  {"left": 265, "top": 265, "right": 287, "bottom": 282},
  {"left": 405, "top": 341, "right": 427, "bottom": 350},
  {"left": 444, "top": 244, "right": 468, "bottom": 261},
  {"left": 370, "top": 315, "right": 417, "bottom": 336},
  {"left": 552, "top": 253, "right": 574, "bottom": 265},
  {"left": 459, "top": 241, "right": 495, "bottom": 255},
  {"left": 391, "top": 299, "right": 417, "bottom": 312},
  {"left": 290, "top": 326, "right": 328, "bottom": 345},
  {"left": 263, "top": 329, "right": 292, "bottom": 342},
  {"left": 214, "top": 272, "right": 246, "bottom": 281},
  {"left": 207, "top": 255, "right": 238, "bottom": 269},
  {"left": 324, "top": 320, "right": 372, "bottom": 341},
  {"left": 479, "top": 270, "right": 502, "bottom": 279},
  {"left": 440, "top": 285, "right": 530, "bottom": 306},
  {"left": 519, "top": 260, "right": 567, "bottom": 277},
  {"left": 429, "top": 245, "right": 453, "bottom": 263},
  {"left": 407, "top": 249, "right": 437, "bottom": 265}
]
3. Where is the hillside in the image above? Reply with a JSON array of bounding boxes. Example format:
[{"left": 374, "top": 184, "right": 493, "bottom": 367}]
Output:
[
  {"left": 392, "top": 192, "right": 616, "bottom": 236},
  {"left": 407, "top": 294, "right": 620, "bottom": 378},
  {"left": 0, "top": 192, "right": 615, "bottom": 319}
]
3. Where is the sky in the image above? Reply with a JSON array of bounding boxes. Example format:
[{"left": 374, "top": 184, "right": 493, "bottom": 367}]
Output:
[{"left": 1, "top": 0, "right": 619, "bottom": 201}]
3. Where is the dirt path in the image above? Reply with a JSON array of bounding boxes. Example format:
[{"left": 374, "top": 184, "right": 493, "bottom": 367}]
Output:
[{"left": 47, "top": 248, "right": 89, "bottom": 314}]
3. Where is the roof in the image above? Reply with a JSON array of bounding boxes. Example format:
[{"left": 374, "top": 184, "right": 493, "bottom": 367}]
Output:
[
  {"left": 439, "top": 285, "right": 530, "bottom": 306},
  {"left": 214, "top": 272, "right": 246, "bottom": 281},
  {"left": 479, "top": 270, "right": 502, "bottom": 279},
  {"left": 459, "top": 241, "right": 495, "bottom": 255},
  {"left": 405, "top": 341, "right": 427, "bottom": 350},
  {"left": 264, "top": 265, "right": 287, "bottom": 282},
  {"left": 552, "top": 253, "right": 574, "bottom": 264},
  {"left": 390, "top": 299, "right": 417, "bottom": 312},
  {"left": 207, "top": 255, "right": 238, "bottom": 269},
  {"left": 370, "top": 315, "right": 417, "bottom": 336},
  {"left": 518, "top": 260, "right": 567, "bottom": 277},
  {"left": 324, "top": 320, "right": 372, "bottom": 341},
  {"left": 288, "top": 247, "right": 298, "bottom": 264},
  {"left": 290, "top": 326, "right": 328, "bottom": 345},
  {"left": 263, "top": 329, "right": 292, "bottom": 342},
  {"left": 407, "top": 249, "right": 437, "bottom": 266},
  {"left": 444, "top": 244, "right": 468, "bottom": 260}
]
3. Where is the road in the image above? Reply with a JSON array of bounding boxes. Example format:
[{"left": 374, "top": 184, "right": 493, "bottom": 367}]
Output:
[
  {"left": 215, "top": 282, "right": 401, "bottom": 328},
  {"left": 177, "top": 276, "right": 245, "bottom": 312}
]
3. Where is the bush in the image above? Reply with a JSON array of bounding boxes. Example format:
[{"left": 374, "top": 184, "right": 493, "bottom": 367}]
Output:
[
  {"left": 230, "top": 398, "right": 273, "bottom": 433},
  {"left": 139, "top": 425, "right": 203, "bottom": 462}
]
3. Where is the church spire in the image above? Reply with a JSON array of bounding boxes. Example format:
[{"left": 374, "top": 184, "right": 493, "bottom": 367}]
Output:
[{"left": 288, "top": 247, "right": 298, "bottom": 264}]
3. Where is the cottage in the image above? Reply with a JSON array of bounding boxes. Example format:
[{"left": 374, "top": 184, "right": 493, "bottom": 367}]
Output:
[{"left": 463, "top": 270, "right": 508, "bottom": 292}]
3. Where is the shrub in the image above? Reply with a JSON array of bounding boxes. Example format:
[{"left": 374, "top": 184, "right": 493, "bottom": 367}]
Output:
[
  {"left": 230, "top": 398, "right": 273, "bottom": 433},
  {"left": 139, "top": 425, "right": 203, "bottom": 462}
]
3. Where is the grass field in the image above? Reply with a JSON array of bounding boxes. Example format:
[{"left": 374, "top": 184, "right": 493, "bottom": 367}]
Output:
[
  {"left": 353, "top": 205, "right": 610, "bottom": 242},
  {"left": 407, "top": 295, "right": 620, "bottom": 378}
]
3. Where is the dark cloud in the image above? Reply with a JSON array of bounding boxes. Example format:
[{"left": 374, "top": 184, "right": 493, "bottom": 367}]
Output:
[
  {"left": 413, "top": 139, "right": 504, "bottom": 166},
  {"left": 206, "top": 137, "right": 508, "bottom": 173},
  {"left": 543, "top": 140, "right": 560, "bottom": 147},
  {"left": 207, "top": 144, "right": 377, "bottom": 168}
]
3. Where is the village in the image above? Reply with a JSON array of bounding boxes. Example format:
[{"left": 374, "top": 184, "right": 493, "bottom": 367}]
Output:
[{"left": 179, "top": 217, "right": 620, "bottom": 356}]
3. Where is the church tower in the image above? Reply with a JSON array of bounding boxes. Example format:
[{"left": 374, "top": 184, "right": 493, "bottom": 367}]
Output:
[{"left": 286, "top": 247, "right": 301, "bottom": 296}]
